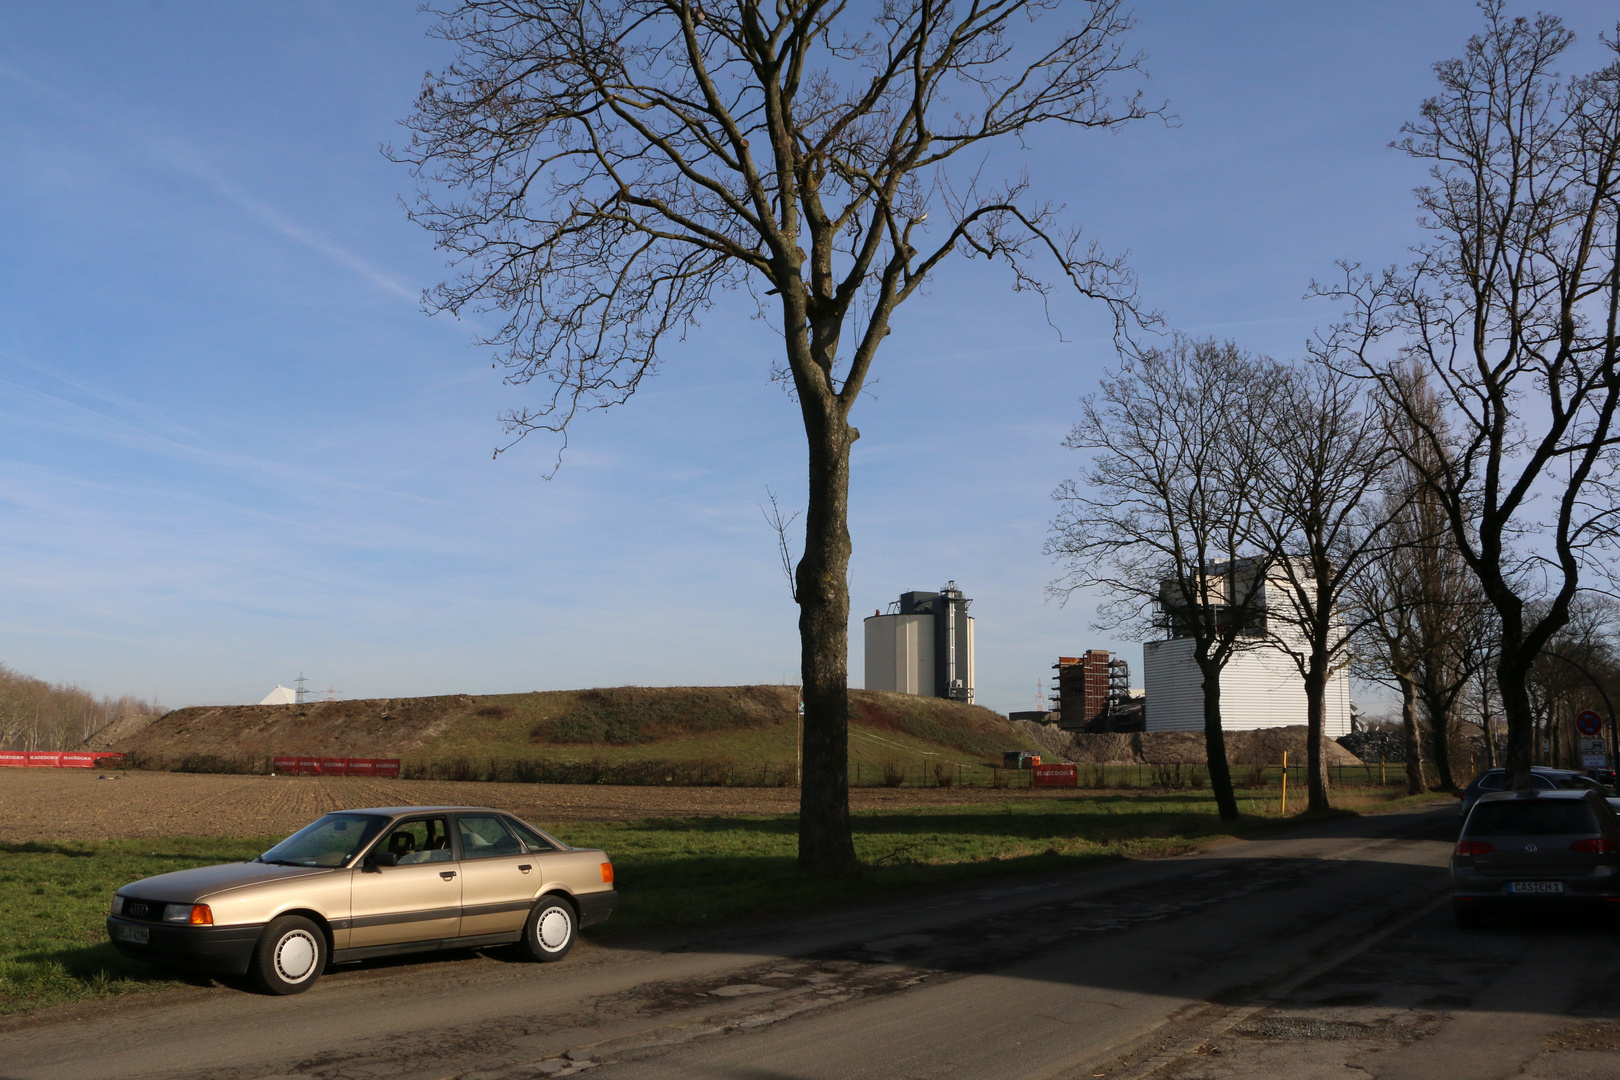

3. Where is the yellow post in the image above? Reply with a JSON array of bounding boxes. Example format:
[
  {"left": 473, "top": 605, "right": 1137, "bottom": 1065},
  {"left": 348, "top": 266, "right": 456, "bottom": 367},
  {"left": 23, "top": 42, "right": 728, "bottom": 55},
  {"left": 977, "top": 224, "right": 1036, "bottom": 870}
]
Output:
[
  {"left": 1281, "top": 751, "right": 1289, "bottom": 816},
  {"left": 1380, "top": 756, "right": 1387, "bottom": 786}
]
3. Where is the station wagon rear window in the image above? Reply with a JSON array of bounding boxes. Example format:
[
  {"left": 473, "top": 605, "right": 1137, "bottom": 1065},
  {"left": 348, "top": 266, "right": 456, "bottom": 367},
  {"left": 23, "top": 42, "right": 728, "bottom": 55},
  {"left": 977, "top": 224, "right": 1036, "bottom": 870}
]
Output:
[
  {"left": 259, "top": 813, "right": 388, "bottom": 867},
  {"left": 1466, "top": 801, "right": 1600, "bottom": 837}
]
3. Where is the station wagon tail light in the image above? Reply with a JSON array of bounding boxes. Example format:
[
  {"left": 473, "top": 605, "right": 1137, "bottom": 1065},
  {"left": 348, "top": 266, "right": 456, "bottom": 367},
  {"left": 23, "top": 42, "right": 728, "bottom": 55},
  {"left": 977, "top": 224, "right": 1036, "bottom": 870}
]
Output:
[
  {"left": 1455, "top": 841, "right": 1494, "bottom": 856},
  {"left": 164, "top": 903, "right": 213, "bottom": 925},
  {"left": 601, "top": 862, "right": 614, "bottom": 884},
  {"left": 1571, "top": 838, "right": 1620, "bottom": 854}
]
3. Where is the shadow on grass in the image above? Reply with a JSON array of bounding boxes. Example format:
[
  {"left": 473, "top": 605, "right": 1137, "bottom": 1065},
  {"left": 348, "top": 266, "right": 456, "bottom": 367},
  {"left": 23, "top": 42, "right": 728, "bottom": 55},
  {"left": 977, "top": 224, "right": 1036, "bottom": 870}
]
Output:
[
  {"left": 0, "top": 841, "right": 100, "bottom": 858},
  {"left": 1, "top": 841, "right": 264, "bottom": 862},
  {"left": 13, "top": 941, "right": 168, "bottom": 979}
]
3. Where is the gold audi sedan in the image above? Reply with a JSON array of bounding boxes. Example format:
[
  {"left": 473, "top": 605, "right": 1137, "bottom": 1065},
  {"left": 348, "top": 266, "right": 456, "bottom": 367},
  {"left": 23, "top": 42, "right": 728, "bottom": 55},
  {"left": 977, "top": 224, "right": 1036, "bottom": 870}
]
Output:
[{"left": 106, "top": 806, "right": 616, "bottom": 994}]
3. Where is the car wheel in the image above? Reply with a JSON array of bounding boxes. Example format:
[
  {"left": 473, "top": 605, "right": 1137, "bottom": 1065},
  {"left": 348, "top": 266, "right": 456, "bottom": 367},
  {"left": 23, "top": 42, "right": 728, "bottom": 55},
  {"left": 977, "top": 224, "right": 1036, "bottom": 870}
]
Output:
[
  {"left": 251, "top": 915, "right": 326, "bottom": 994},
  {"left": 1454, "top": 904, "right": 1483, "bottom": 930},
  {"left": 522, "top": 897, "right": 576, "bottom": 962}
]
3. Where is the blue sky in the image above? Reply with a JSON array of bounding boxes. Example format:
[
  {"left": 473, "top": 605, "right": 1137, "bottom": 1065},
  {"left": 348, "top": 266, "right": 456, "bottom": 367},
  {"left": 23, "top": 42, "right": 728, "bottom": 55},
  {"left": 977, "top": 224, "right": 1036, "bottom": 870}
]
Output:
[{"left": 1, "top": 2, "right": 1615, "bottom": 715}]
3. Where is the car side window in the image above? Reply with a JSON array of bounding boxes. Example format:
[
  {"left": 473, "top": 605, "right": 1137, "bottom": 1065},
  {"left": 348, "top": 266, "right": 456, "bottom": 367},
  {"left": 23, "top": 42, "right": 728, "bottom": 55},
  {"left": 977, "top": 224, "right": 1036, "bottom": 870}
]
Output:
[
  {"left": 381, "top": 818, "right": 454, "bottom": 865},
  {"left": 457, "top": 815, "right": 524, "bottom": 860},
  {"left": 1477, "top": 774, "right": 1505, "bottom": 791},
  {"left": 1531, "top": 775, "right": 1556, "bottom": 790},
  {"left": 506, "top": 817, "right": 558, "bottom": 853}
]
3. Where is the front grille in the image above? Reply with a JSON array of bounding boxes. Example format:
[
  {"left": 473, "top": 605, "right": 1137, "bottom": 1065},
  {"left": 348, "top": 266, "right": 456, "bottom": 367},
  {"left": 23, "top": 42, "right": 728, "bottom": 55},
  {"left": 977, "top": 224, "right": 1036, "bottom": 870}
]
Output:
[{"left": 121, "top": 900, "right": 171, "bottom": 922}]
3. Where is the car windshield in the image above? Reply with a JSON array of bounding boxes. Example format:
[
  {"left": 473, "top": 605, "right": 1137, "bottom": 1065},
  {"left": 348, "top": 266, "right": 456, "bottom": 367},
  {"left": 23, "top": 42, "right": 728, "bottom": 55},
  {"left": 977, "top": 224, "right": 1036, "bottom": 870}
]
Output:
[
  {"left": 1466, "top": 800, "right": 1600, "bottom": 837},
  {"left": 259, "top": 813, "right": 387, "bottom": 867}
]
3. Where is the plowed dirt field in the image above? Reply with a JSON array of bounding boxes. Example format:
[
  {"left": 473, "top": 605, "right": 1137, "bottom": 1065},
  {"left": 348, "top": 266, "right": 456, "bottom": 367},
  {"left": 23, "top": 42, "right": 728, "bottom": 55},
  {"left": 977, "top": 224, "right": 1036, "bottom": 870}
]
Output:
[{"left": 0, "top": 769, "right": 1063, "bottom": 843}]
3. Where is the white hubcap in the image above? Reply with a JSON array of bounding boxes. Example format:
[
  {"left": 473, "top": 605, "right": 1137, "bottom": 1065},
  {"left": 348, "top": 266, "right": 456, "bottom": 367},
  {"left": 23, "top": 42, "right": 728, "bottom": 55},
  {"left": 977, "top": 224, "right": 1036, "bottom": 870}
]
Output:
[
  {"left": 276, "top": 930, "right": 318, "bottom": 981},
  {"left": 538, "top": 908, "right": 571, "bottom": 951}
]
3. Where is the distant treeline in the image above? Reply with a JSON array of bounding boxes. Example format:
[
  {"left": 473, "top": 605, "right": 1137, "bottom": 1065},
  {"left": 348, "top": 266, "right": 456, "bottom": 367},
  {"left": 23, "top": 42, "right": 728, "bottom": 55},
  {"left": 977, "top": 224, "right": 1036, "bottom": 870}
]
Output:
[{"left": 0, "top": 662, "right": 161, "bottom": 751}]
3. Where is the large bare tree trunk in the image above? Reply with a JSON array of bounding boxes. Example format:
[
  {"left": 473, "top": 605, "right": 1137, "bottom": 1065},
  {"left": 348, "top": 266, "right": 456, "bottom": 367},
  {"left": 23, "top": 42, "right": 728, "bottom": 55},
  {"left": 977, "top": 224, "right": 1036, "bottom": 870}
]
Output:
[
  {"left": 1419, "top": 682, "right": 1457, "bottom": 789},
  {"left": 1399, "top": 675, "right": 1424, "bottom": 795},
  {"left": 1498, "top": 658, "right": 1537, "bottom": 791},
  {"left": 1197, "top": 663, "right": 1239, "bottom": 820},
  {"left": 795, "top": 404, "right": 859, "bottom": 874},
  {"left": 1303, "top": 657, "right": 1331, "bottom": 811}
]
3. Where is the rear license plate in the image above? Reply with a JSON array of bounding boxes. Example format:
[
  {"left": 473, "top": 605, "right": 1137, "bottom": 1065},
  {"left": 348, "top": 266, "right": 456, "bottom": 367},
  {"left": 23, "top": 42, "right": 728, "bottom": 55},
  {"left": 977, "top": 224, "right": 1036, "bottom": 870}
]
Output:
[
  {"left": 1508, "top": 881, "right": 1565, "bottom": 894},
  {"left": 115, "top": 924, "right": 150, "bottom": 944}
]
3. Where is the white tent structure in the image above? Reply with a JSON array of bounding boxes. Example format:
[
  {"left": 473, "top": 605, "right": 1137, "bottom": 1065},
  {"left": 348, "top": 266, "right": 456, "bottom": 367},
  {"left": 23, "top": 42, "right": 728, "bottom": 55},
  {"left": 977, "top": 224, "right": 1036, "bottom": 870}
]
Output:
[{"left": 259, "top": 685, "right": 297, "bottom": 706}]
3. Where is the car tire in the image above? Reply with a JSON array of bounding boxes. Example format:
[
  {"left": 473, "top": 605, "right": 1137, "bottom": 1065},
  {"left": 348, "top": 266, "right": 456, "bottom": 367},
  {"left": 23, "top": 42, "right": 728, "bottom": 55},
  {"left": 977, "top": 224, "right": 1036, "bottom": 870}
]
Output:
[
  {"left": 1453, "top": 904, "right": 1483, "bottom": 930},
  {"left": 522, "top": 896, "right": 576, "bottom": 962},
  {"left": 251, "top": 915, "right": 326, "bottom": 994}
]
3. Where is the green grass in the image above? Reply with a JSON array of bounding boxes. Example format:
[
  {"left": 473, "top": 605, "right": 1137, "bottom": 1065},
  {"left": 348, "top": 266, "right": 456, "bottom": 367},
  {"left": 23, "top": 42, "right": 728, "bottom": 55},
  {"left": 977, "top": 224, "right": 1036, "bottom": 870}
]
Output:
[
  {"left": 0, "top": 837, "right": 266, "bottom": 1015},
  {"left": 0, "top": 788, "right": 1439, "bottom": 1015}
]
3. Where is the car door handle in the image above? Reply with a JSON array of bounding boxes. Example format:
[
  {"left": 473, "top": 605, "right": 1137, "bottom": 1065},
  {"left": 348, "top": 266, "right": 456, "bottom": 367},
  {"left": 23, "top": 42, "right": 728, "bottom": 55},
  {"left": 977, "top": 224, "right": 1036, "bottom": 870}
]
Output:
[
  {"left": 518, "top": 864, "right": 532, "bottom": 873},
  {"left": 440, "top": 871, "right": 457, "bottom": 881}
]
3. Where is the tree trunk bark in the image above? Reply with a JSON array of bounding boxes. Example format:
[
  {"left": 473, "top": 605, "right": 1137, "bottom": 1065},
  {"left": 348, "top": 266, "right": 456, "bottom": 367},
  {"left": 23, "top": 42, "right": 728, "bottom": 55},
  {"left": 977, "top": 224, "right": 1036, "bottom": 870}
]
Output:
[
  {"left": 1304, "top": 657, "right": 1331, "bottom": 812},
  {"left": 1498, "top": 656, "right": 1535, "bottom": 791},
  {"left": 1198, "top": 663, "right": 1239, "bottom": 820},
  {"left": 1393, "top": 680, "right": 1419, "bottom": 799},
  {"left": 1420, "top": 682, "right": 1456, "bottom": 790},
  {"left": 795, "top": 405, "right": 860, "bottom": 875},
  {"left": 1399, "top": 674, "right": 1424, "bottom": 795}
]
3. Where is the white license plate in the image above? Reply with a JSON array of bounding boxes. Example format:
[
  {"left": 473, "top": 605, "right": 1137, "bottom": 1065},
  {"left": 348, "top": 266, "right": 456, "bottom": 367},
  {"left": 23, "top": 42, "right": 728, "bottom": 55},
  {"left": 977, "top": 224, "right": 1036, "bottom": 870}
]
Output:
[
  {"left": 1508, "top": 881, "right": 1565, "bottom": 894},
  {"left": 115, "top": 924, "right": 150, "bottom": 944}
]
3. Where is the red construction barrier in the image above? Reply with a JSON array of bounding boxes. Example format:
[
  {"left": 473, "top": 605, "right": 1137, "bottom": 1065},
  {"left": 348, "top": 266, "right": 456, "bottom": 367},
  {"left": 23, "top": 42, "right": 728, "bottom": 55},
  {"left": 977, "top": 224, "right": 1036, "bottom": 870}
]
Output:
[
  {"left": 1032, "top": 763, "right": 1078, "bottom": 788},
  {"left": 272, "top": 756, "right": 400, "bottom": 777},
  {"left": 0, "top": 751, "right": 125, "bottom": 768}
]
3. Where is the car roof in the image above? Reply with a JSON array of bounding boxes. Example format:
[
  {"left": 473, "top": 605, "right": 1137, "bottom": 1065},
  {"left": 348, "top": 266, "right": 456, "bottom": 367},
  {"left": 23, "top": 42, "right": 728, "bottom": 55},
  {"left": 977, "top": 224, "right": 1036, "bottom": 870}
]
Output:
[
  {"left": 1474, "top": 788, "right": 1595, "bottom": 804},
  {"left": 1476, "top": 766, "right": 1583, "bottom": 777},
  {"left": 327, "top": 806, "right": 510, "bottom": 816}
]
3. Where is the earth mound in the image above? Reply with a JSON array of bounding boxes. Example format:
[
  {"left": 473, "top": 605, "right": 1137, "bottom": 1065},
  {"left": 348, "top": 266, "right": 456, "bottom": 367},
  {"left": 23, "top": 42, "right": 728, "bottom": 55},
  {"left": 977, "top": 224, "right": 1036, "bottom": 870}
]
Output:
[{"left": 1010, "top": 721, "right": 1362, "bottom": 767}]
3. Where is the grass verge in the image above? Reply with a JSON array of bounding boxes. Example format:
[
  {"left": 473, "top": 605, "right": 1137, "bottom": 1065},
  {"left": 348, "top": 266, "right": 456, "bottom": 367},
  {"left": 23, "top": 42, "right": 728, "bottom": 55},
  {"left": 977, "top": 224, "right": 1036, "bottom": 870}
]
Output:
[{"left": 0, "top": 787, "right": 1444, "bottom": 1015}]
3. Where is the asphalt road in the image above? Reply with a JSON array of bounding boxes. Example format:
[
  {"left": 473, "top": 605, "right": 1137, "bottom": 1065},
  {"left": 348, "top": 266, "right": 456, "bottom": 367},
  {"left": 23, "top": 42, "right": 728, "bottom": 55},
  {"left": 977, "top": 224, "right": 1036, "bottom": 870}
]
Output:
[{"left": 6, "top": 801, "right": 1614, "bottom": 1080}]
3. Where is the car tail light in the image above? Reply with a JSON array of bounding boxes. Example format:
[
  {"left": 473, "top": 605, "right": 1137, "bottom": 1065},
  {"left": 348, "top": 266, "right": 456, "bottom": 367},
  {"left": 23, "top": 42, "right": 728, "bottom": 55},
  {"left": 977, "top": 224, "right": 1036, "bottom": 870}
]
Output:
[
  {"left": 1571, "top": 838, "right": 1620, "bottom": 854},
  {"left": 1455, "top": 841, "right": 1494, "bottom": 856},
  {"left": 601, "top": 862, "right": 614, "bottom": 884}
]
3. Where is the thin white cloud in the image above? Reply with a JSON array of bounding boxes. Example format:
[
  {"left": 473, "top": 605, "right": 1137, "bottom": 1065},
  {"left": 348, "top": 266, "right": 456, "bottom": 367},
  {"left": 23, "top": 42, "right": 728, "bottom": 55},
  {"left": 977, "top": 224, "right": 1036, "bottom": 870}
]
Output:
[
  {"left": 0, "top": 361, "right": 446, "bottom": 509},
  {"left": 0, "top": 59, "right": 418, "bottom": 302}
]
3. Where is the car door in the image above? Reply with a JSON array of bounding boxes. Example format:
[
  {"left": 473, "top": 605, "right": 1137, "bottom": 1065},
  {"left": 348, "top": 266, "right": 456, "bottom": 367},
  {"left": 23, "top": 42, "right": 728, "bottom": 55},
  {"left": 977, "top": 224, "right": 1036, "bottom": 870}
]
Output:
[
  {"left": 349, "top": 815, "right": 461, "bottom": 948},
  {"left": 454, "top": 813, "right": 540, "bottom": 938}
]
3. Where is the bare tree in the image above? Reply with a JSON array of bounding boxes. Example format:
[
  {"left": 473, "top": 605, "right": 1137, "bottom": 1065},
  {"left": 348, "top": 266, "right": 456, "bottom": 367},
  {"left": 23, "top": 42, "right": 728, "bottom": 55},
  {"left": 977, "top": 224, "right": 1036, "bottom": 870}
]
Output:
[
  {"left": 1528, "top": 594, "right": 1620, "bottom": 766},
  {"left": 1348, "top": 527, "right": 1429, "bottom": 795},
  {"left": 1048, "top": 337, "right": 1280, "bottom": 821},
  {"left": 1251, "top": 363, "right": 1398, "bottom": 811},
  {"left": 1350, "top": 370, "right": 1492, "bottom": 792},
  {"left": 393, "top": 0, "right": 1159, "bottom": 872},
  {"left": 1313, "top": 4, "right": 1620, "bottom": 790},
  {"left": 0, "top": 662, "right": 160, "bottom": 751}
]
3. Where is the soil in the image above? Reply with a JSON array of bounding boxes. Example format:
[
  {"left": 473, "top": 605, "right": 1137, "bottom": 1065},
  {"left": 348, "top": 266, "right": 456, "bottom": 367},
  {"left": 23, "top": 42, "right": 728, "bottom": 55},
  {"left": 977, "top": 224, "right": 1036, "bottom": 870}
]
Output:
[
  {"left": 1010, "top": 721, "right": 1364, "bottom": 767},
  {"left": 0, "top": 768, "right": 1081, "bottom": 844}
]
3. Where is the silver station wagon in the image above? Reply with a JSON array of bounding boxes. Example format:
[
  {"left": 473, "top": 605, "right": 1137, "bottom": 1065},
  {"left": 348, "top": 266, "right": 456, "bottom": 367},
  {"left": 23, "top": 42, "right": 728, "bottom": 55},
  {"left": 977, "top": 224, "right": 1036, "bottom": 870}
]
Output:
[{"left": 106, "top": 806, "right": 617, "bottom": 994}]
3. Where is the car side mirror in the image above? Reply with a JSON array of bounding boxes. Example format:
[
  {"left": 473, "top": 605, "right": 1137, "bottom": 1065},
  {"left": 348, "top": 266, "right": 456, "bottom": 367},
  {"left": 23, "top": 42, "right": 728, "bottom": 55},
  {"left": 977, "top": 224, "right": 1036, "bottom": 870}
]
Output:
[{"left": 366, "top": 851, "right": 399, "bottom": 871}]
